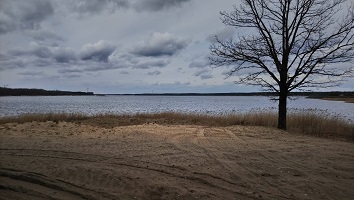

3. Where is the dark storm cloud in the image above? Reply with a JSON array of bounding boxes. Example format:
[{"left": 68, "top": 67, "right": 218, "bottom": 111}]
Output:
[
  {"left": 0, "top": 0, "right": 54, "bottom": 34},
  {"left": 79, "top": 40, "right": 116, "bottom": 62},
  {"left": 131, "top": 32, "right": 189, "bottom": 57},
  {"left": 133, "top": 0, "right": 191, "bottom": 12}
]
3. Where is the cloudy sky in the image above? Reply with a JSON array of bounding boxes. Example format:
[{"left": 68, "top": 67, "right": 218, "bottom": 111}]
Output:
[{"left": 1, "top": 0, "right": 353, "bottom": 94}]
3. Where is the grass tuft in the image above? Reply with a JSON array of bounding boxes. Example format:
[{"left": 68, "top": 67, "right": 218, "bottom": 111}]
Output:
[{"left": 1, "top": 111, "right": 353, "bottom": 141}]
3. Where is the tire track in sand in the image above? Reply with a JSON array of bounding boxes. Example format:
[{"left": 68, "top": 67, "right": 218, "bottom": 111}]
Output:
[
  {"left": 222, "top": 127, "right": 346, "bottom": 198},
  {"left": 0, "top": 148, "right": 257, "bottom": 199},
  {"left": 195, "top": 127, "right": 289, "bottom": 199},
  {"left": 0, "top": 168, "right": 117, "bottom": 200}
]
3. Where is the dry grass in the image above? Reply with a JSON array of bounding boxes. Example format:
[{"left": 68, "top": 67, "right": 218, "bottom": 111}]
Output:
[
  {"left": 1, "top": 111, "right": 353, "bottom": 141},
  {"left": 287, "top": 110, "right": 354, "bottom": 140},
  {"left": 0, "top": 113, "right": 89, "bottom": 124}
]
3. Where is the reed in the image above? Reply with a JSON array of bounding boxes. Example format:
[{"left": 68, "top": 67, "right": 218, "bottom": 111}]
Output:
[
  {"left": 287, "top": 109, "right": 354, "bottom": 140},
  {"left": 1, "top": 110, "right": 353, "bottom": 141},
  {"left": 0, "top": 113, "right": 89, "bottom": 124}
]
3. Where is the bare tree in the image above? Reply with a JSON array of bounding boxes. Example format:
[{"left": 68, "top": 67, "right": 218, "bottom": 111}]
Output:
[{"left": 210, "top": 0, "right": 354, "bottom": 130}]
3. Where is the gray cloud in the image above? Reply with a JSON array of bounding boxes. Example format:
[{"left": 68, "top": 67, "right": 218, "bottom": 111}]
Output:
[
  {"left": 84, "top": 63, "right": 123, "bottom": 72},
  {"left": 68, "top": 0, "right": 128, "bottom": 16},
  {"left": 0, "top": 50, "right": 49, "bottom": 71},
  {"left": 58, "top": 68, "right": 82, "bottom": 74},
  {"left": 193, "top": 69, "right": 213, "bottom": 79},
  {"left": 32, "top": 45, "right": 52, "bottom": 58},
  {"left": 0, "top": 57, "right": 25, "bottom": 71},
  {"left": 67, "top": 0, "right": 190, "bottom": 15},
  {"left": 120, "top": 70, "right": 130, "bottom": 74},
  {"left": 79, "top": 40, "right": 116, "bottom": 62},
  {"left": 133, "top": 0, "right": 190, "bottom": 12},
  {"left": 1, "top": 0, "right": 276, "bottom": 94},
  {"left": 63, "top": 74, "right": 81, "bottom": 78},
  {"left": 193, "top": 69, "right": 209, "bottom": 76},
  {"left": 8, "top": 43, "right": 77, "bottom": 63},
  {"left": 200, "top": 74, "right": 213, "bottom": 80},
  {"left": 0, "top": 0, "right": 54, "bottom": 34},
  {"left": 52, "top": 47, "right": 77, "bottom": 63},
  {"left": 31, "top": 58, "right": 54, "bottom": 68},
  {"left": 133, "top": 59, "right": 170, "bottom": 69},
  {"left": 146, "top": 70, "right": 161, "bottom": 76},
  {"left": 28, "top": 30, "right": 65, "bottom": 44},
  {"left": 131, "top": 32, "right": 189, "bottom": 57},
  {"left": 58, "top": 61, "right": 124, "bottom": 74},
  {"left": 110, "top": 51, "right": 171, "bottom": 69},
  {"left": 0, "top": 0, "right": 191, "bottom": 35},
  {"left": 206, "top": 27, "right": 235, "bottom": 43},
  {"left": 189, "top": 58, "right": 210, "bottom": 68},
  {"left": 17, "top": 71, "right": 43, "bottom": 76}
]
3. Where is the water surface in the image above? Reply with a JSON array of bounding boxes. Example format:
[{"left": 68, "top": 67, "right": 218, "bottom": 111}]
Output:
[{"left": 0, "top": 95, "right": 353, "bottom": 122}]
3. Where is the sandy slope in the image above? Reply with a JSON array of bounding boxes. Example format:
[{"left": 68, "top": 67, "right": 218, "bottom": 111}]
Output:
[{"left": 0, "top": 121, "right": 353, "bottom": 200}]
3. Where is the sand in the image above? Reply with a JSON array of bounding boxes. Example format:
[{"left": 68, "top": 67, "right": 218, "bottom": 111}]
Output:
[{"left": 0, "top": 121, "right": 353, "bottom": 200}]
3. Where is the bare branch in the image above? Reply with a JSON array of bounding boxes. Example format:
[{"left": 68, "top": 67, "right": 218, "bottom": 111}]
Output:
[{"left": 210, "top": 0, "right": 354, "bottom": 93}]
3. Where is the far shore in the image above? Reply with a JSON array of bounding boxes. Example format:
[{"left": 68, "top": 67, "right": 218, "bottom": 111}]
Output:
[{"left": 319, "top": 97, "right": 354, "bottom": 103}]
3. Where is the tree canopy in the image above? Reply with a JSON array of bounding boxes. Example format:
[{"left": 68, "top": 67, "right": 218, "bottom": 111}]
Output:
[{"left": 210, "top": 0, "right": 354, "bottom": 129}]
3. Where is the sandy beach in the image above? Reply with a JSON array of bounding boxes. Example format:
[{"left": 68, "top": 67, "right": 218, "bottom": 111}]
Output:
[{"left": 0, "top": 121, "right": 353, "bottom": 199}]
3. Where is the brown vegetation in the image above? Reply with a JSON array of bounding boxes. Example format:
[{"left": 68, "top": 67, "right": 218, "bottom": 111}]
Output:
[{"left": 1, "top": 111, "right": 353, "bottom": 141}]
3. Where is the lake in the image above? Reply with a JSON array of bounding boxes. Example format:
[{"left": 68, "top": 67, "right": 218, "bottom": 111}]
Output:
[{"left": 0, "top": 95, "right": 353, "bottom": 122}]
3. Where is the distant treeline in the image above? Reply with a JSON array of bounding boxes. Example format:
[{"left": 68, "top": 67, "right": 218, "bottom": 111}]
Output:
[
  {"left": 1, "top": 86, "right": 353, "bottom": 97},
  {"left": 296, "top": 91, "right": 354, "bottom": 98},
  {"left": 0, "top": 87, "right": 94, "bottom": 96}
]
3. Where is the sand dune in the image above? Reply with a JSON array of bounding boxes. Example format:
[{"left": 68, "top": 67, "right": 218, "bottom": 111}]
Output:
[{"left": 1, "top": 121, "right": 353, "bottom": 199}]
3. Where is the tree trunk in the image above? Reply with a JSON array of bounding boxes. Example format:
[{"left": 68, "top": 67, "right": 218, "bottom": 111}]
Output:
[{"left": 278, "top": 91, "right": 287, "bottom": 130}]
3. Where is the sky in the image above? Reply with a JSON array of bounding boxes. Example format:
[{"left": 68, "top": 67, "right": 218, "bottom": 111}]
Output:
[{"left": 0, "top": 0, "right": 353, "bottom": 94}]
